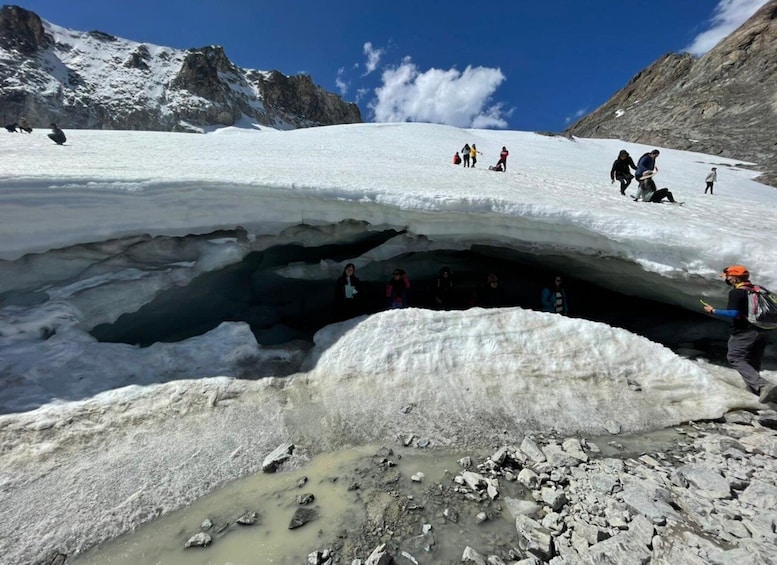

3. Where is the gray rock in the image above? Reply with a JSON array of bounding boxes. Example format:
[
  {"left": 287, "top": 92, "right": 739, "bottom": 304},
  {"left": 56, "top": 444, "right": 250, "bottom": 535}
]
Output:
[
  {"left": 236, "top": 511, "right": 258, "bottom": 525},
  {"left": 262, "top": 442, "right": 294, "bottom": 473},
  {"left": 515, "top": 515, "right": 554, "bottom": 561},
  {"left": 289, "top": 507, "right": 317, "bottom": 529},
  {"left": 462, "top": 546, "right": 487, "bottom": 564},
  {"left": 184, "top": 532, "right": 212, "bottom": 548},
  {"left": 675, "top": 464, "right": 731, "bottom": 499}
]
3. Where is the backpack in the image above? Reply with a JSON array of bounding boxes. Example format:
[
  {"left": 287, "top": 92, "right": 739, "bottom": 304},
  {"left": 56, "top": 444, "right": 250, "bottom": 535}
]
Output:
[{"left": 746, "top": 284, "right": 777, "bottom": 330}]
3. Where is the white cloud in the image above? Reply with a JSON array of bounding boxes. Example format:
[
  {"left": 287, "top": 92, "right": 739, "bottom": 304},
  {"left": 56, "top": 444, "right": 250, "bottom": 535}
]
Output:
[
  {"left": 565, "top": 108, "right": 588, "bottom": 124},
  {"left": 354, "top": 87, "right": 369, "bottom": 104},
  {"left": 685, "top": 0, "right": 769, "bottom": 56},
  {"left": 335, "top": 67, "right": 348, "bottom": 96},
  {"left": 363, "top": 42, "right": 383, "bottom": 75},
  {"left": 368, "top": 57, "right": 508, "bottom": 128}
]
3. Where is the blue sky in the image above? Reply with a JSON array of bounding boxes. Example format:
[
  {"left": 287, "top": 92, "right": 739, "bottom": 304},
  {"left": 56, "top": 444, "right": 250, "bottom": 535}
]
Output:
[{"left": 15, "top": 0, "right": 769, "bottom": 131}]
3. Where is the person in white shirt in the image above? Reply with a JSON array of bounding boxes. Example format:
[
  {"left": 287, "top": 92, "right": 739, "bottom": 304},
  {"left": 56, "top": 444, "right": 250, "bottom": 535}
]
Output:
[{"left": 704, "top": 167, "right": 717, "bottom": 195}]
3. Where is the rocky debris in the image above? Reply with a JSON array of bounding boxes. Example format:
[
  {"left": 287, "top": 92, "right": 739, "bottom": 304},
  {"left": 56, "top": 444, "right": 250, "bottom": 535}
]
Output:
[
  {"left": 564, "top": 0, "right": 777, "bottom": 187},
  {"left": 295, "top": 409, "right": 777, "bottom": 564},
  {"left": 262, "top": 441, "right": 294, "bottom": 472},
  {"left": 297, "top": 493, "right": 316, "bottom": 505}
]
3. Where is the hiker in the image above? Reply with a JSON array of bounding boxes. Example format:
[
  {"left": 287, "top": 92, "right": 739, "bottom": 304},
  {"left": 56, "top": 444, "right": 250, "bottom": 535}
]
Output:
[
  {"left": 461, "top": 144, "right": 471, "bottom": 167},
  {"left": 636, "top": 185, "right": 678, "bottom": 204},
  {"left": 634, "top": 149, "right": 660, "bottom": 198},
  {"left": 474, "top": 272, "right": 506, "bottom": 308},
  {"left": 488, "top": 163, "right": 504, "bottom": 172},
  {"left": 48, "top": 123, "right": 66, "bottom": 145},
  {"left": 702, "top": 265, "right": 777, "bottom": 403},
  {"left": 704, "top": 167, "right": 717, "bottom": 195},
  {"left": 541, "top": 275, "right": 568, "bottom": 315},
  {"left": 386, "top": 268, "right": 410, "bottom": 309},
  {"left": 453, "top": 152, "right": 462, "bottom": 165},
  {"left": 610, "top": 149, "right": 637, "bottom": 195},
  {"left": 18, "top": 117, "right": 32, "bottom": 133},
  {"left": 334, "top": 263, "right": 361, "bottom": 321},
  {"left": 496, "top": 146, "right": 509, "bottom": 172},
  {"left": 433, "top": 266, "right": 455, "bottom": 309},
  {"left": 470, "top": 144, "right": 482, "bottom": 168}
]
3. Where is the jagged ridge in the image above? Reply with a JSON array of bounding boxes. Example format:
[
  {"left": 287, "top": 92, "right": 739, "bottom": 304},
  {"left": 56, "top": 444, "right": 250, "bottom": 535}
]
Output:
[
  {"left": 0, "top": 5, "right": 361, "bottom": 131},
  {"left": 565, "top": 0, "right": 777, "bottom": 187}
]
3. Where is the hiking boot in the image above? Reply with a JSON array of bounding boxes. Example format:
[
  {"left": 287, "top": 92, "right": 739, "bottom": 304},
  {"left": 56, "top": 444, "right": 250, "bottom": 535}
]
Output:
[{"left": 759, "top": 383, "right": 777, "bottom": 404}]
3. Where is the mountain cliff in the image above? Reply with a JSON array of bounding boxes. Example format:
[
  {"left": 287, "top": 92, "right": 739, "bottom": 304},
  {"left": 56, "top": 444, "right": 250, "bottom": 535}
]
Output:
[
  {"left": 0, "top": 5, "right": 361, "bottom": 131},
  {"left": 565, "top": 0, "right": 777, "bottom": 187}
]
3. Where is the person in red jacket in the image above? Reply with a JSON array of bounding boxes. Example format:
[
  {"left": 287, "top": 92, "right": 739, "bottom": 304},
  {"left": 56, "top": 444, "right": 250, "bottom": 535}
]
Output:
[
  {"left": 496, "top": 146, "right": 509, "bottom": 171},
  {"left": 453, "top": 152, "right": 462, "bottom": 165},
  {"left": 386, "top": 269, "right": 411, "bottom": 309}
]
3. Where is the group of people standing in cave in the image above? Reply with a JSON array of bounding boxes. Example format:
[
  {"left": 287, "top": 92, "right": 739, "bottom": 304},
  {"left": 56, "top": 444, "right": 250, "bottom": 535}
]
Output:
[{"left": 333, "top": 264, "right": 568, "bottom": 321}]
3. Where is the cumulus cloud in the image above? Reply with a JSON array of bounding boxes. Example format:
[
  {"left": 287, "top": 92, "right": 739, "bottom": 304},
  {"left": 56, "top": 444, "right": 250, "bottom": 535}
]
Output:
[
  {"left": 363, "top": 42, "right": 383, "bottom": 75},
  {"left": 685, "top": 0, "right": 769, "bottom": 56},
  {"left": 368, "top": 57, "right": 508, "bottom": 128}
]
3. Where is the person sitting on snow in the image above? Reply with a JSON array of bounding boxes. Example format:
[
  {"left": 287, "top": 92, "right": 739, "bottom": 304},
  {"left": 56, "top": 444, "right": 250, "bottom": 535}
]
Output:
[{"left": 48, "top": 123, "right": 66, "bottom": 145}]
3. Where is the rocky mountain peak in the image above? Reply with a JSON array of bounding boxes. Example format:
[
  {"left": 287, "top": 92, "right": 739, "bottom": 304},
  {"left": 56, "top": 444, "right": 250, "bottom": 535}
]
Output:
[
  {"left": 0, "top": 5, "right": 361, "bottom": 131},
  {"left": 0, "top": 4, "right": 51, "bottom": 55},
  {"left": 565, "top": 0, "right": 777, "bottom": 187}
]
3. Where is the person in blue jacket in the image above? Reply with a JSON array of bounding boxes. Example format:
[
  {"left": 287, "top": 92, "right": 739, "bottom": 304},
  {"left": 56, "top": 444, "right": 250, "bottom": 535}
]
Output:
[
  {"left": 634, "top": 149, "right": 660, "bottom": 194},
  {"left": 702, "top": 265, "right": 777, "bottom": 403},
  {"left": 541, "top": 275, "right": 568, "bottom": 315}
]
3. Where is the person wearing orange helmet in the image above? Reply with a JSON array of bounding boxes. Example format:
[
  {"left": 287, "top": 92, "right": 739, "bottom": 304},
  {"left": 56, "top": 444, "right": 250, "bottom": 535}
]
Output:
[{"left": 702, "top": 265, "right": 777, "bottom": 403}]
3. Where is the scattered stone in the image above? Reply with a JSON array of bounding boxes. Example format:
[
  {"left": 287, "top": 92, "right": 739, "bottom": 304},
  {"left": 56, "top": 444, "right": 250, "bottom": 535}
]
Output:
[
  {"left": 297, "top": 493, "right": 315, "bottom": 505},
  {"left": 236, "top": 511, "right": 257, "bottom": 525},
  {"left": 410, "top": 472, "right": 424, "bottom": 482},
  {"left": 200, "top": 518, "right": 212, "bottom": 530},
  {"left": 184, "top": 532, "right": 212, "bottom": 548},
  {"left": 604, "top": 420, "right": 622, "bottom": 434},
  {"left": 462, "top": 546, "right": 487, "bottom": 564},
  {"left": 262, "top": 442, "right": 294, "bottom": 473},
  {"left": 297, "top": 476, "right": 309, "bottom": 488},
  {"left": 289, "top": 507, "right": 317, "bottom": 529},
  {"left": 443, "top": 507, "right": 459, "bottom": 523}
]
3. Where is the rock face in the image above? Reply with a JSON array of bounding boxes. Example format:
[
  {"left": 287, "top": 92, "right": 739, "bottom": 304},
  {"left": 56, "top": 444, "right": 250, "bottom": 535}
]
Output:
[
  {"left": 0, "top": 5, "right": 361, "bottom": 131},
  {"left": 565, "top": 0, "right": 777, "bottom": 186}
]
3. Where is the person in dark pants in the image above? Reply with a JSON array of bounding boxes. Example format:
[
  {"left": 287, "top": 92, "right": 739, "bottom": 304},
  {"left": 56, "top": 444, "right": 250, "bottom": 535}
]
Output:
[
  {"left": 496, "top": 146, "right": 509, "bottom": 172},
  {"left": 334, "top": 263, "right": 361, "bottom": 321},
  {"left": 704, "top": 167, "right": 717, "bottom": 194},
  {"left": 461, "top": 144, "right": 471, "bottom": 168},
  {"left": 610, "top": 150, "right": 637, "bottom": 195},
  {"left": 433, "top": 266, "right": 455, "bottom": 309},
  {"left": 48, "top": 123, "right": 66, "bottom": 145},
  {"left": 541, "top": 275, "right": 569, "bottom": 314},
  {"left": 634, "top": 149, "right": 660, "bottom": 199},
  {"left": 703, "top": 265, "right": 777, "bottom": 403}
]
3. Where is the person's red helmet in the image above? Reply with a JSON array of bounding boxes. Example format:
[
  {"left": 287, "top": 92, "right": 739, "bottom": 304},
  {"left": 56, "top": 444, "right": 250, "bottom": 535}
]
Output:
[{"left": 722, "top": 265, "right": 749, "bottom": 278}]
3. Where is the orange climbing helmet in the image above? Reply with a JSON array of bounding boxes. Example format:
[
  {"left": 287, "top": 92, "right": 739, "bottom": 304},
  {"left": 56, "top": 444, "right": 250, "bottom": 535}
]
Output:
[{"left": 722, "top": 265, "right": 750, "bottom": 278}]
